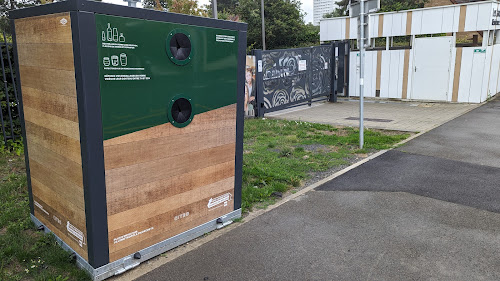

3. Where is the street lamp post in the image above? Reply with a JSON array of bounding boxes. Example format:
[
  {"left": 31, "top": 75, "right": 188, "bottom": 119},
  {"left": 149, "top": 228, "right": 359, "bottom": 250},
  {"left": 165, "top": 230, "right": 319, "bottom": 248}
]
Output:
[{"left": 261, "top": 0, "right": 266, "bottom": 50}]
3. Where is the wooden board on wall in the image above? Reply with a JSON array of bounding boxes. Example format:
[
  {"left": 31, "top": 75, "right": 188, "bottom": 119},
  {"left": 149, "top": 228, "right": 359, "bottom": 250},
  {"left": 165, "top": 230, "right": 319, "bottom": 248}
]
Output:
[
  {"left": 104, "top": 104, "right": 237, "bottom": 262},
  {"left": 15, "top": 13, "right": 88, "bottom": 260}
]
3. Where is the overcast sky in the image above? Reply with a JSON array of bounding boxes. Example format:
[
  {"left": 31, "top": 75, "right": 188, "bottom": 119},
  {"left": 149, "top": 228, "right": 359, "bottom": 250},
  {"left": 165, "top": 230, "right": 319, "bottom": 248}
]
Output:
[{"left": 104, "top": 0, "right": 315, "bottom": 24}]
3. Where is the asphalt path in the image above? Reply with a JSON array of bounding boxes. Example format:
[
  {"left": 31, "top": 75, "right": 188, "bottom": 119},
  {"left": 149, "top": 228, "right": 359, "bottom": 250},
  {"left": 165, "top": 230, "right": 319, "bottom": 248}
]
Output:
[{"left": 138, "top": 97, "right": 500, "bottom": 280}]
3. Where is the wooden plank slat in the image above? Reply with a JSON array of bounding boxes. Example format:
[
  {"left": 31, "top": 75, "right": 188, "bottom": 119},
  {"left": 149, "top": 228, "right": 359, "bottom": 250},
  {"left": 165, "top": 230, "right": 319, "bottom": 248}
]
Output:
[
  {"left": 108, "top": 176, "right": 235, "bottom": 232},
  {"left": 33, "top": 196, "right": 88, "bottom": 260},
  {"left": 15, "top": 13, "right": 72, "bottom": 44},
  {"left": 24, "top": 106, "right": 80, "bottom": 140},
  {"left": 105, "top": 143, "right": 235, "bottom": 191},
  {"left": 22, "top": 86, "right": 78, "bottom": 122},
  {"left": 109, "top": 189, "right": 234, "bottom": 261},
  {"left": 31, "top": 178, "right": 86, "bottom": 230},
  {"left": 30, "top": 160, "right": 85, "bottom": 211},
  {"left": 25, "top": 121, "right": 82, "bottom": 165},
  {"left": 18, "top": 65, "right": 76, "bottom": 97},
  {"left": 17, "top": 43, "right": 74, "bottom": 71},
  {"left": 103, "top": 104, "right": 237, "bottom": 146},
  {"left": 104, "top": 125, "right": 235, "bottom": 170},
  {"left": 27, "top": 139, "right": 83, "bottom": 188},
  {"left": 107, "top": 160, "right": 235, "bottom": 215}
]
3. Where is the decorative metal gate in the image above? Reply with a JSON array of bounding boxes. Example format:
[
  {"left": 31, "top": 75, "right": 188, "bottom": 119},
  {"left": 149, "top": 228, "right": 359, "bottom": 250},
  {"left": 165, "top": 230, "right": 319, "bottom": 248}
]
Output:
[{"left": 253, "top": 41, "right": 349, "bottom": 117}]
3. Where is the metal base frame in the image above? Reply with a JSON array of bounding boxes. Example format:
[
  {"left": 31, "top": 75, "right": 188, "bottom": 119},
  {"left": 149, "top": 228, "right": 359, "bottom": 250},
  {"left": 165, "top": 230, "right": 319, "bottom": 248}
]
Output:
[{"left": 31, "top": 209, "right": 241, "bottom": 280}]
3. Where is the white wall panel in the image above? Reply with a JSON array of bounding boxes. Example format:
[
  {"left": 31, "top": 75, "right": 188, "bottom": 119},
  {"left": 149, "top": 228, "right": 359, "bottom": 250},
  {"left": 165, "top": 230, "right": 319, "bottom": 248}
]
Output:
[
  {"left": 480, "top": 46, "right": 493, "bottom": 102},
  {"left": 421, "top": 9, "right": 443, "bottom": 34},
  {"left": 380, "top": 51, "right": 391, "bottom": 98},
  {"left": 493, "top": 45, "right": 500, "bottom": 96},
  {"left": 457, "top": 48, "right": 474, "bottom": 102},
  {"left": 476, "top": 3, "right": 493, "bottom": 31},
  {"left": 452, "top": 6, "right": 461, "bottom": 32},
  {"left": 389, "top": 13, "right": 406, "bottom": 37},
  {"left": 442, "top": 6, "right": 457, "bottom": 33},
  {"left": 447, "top": 46, "right": 458, "bottom": 102},
  {"left": 412, "top": 10, "right": 423, "bottom": 35},
  {"left": 469, "top": 50, "right": 486, "bottom": 103},
  {"left": 350, "top": 17, "right": 357, "bottom": 39},
  {"left": 349, "top": 52, "right": 360, "bottom": 97},
  {"left": 388, "top": 50, "right": 404, "bottom": 99},
  {"left": 364, "top": 51, "right": 377, "bottom": 97},
  {"left": 382, "top": 13, "right": 392, "bottom": 37},
  {"left": 464, "top": 4, "right": 479, "bottom": 32},
  {"left": 320, "top": 18, "right": 346, "bottom": 41},
  {"left": 488, "top": 45, "right": 500, "bottom": 97},
  {"left": 369, "top": 14, "right": 379, "bottom": 39}
]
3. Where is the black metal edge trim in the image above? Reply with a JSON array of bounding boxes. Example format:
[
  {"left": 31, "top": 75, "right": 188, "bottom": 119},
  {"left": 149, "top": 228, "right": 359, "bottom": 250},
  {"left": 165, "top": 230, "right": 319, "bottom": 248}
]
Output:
[
  {"left": 234, "top": 30, "right": 246, "bottom": 210},
  {"left": 330, "top": 41, "right": 337, "bottom": 102},
  {"left": 9, "top": 19, "right": 34, "bottom": 215},
  {"left": 10, "top": 0, "right": 247, "bottom": 32},
  {"left": 71, "top": 11, "right": 109, "bottom": 268},
  {"left": 253, "top": 49, "right": 264, "bottom": 117}
]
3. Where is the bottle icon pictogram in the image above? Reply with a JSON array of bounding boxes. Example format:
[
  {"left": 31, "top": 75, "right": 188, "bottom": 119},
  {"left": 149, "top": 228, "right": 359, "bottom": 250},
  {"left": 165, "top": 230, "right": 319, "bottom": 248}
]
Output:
[
  {"left": 119, "top": 33, "right": 125, "bottom": 42},
  {"left": 102, "top": 31, "right": 106, "bottom": 41},
  {"left": 106, "top": 23, "right": 112, "bottom": 41},
  {"left": 103, "top": 57, "right": 110, "bottom": 66},
  {"left": 113, "top": 28, "right": 118, "bottom": 42}
]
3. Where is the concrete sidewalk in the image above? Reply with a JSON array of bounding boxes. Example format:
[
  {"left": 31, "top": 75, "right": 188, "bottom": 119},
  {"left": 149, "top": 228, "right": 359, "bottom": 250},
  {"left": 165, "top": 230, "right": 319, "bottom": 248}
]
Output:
[
  {"left": 267, "top": 99, "right": 478, "bottom": 132},
  {"left": 135, "top": 98, "right": 500, "bottom": 281}
]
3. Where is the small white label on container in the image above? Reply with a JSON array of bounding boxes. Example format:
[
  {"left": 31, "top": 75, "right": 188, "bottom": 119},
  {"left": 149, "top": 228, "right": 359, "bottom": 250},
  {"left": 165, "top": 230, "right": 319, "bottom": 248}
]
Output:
[
  {"left": 298, "top": 60, "right": 307, "bottom": 71},
  {"left": 324, "top": 62, "right": 328, "bottom": 69},
  {"left": 258, "top": 60, "right": 263, "bottom": 72},
  {"left": 360, "top": 78, "right": 364, "bottom": 85}
]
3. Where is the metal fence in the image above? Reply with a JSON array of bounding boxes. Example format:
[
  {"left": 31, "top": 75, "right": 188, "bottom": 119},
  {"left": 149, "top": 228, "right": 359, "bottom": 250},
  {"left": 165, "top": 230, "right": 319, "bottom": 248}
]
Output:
[
  {"left": 253, "top": 41, "right": 349, "bottom": 117},
  {"left": 0, "top": 32, "right": 21, "bottom": 145}
]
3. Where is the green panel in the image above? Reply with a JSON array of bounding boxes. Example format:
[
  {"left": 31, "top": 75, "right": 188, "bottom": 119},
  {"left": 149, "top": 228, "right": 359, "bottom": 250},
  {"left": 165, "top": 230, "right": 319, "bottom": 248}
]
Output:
[{"left": 95, "top": 14, "right": 239, "bottom": 140}]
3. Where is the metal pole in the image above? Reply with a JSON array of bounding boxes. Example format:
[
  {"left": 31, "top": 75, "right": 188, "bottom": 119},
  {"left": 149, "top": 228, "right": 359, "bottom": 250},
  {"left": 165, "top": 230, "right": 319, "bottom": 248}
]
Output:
[
  {"left": 261, "top": 0, "right": 266, "bottom": 50},
  {"left": 359, "top": 0, "right": 365, "bottom": 149},
  {"left": 212, "top": 0, "right": 218, "bottom": 19}
]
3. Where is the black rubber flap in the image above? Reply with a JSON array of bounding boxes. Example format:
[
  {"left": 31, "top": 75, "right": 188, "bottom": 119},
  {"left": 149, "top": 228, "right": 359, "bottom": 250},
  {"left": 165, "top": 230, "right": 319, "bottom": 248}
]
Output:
[
  {"left": 171, "top": 98, "right": 192, "bottom": 124},
  {"left": 169, "top": 33, "right": 191, "bottom": 61}
]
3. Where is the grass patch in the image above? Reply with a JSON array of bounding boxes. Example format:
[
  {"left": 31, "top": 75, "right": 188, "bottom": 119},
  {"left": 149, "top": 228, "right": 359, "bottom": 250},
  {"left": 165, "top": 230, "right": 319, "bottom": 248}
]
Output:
[
  {"left": 242, "top": 119, "right": 409, "bottom": 212},
  {"left": 0, "top": 150, "right": 90, "bottom": 280}
]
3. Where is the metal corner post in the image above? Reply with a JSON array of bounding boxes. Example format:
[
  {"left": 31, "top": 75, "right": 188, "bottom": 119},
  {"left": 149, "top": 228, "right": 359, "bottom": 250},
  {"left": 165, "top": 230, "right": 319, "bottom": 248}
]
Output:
[
  {"left": 9, "top": 19, "right": 34, "bottom": 215},
  {"left": 234, "top": 30, "right": 247, "bottom": 210},
  {"left": 253, "top": 49, "right": 265, "bottom": 117},
  {"left": 70, "top": 10, "right": 110, "bottom": 268}
]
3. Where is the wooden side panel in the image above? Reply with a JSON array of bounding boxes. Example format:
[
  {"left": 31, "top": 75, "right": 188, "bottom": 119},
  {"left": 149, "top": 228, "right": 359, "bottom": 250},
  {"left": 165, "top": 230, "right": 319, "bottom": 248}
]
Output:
[
  {"left": 15, "top": 13, "right": 88, "bottom": 260},
  {"left": 105, "top": 104, "right": 237, "bottom": 262}
]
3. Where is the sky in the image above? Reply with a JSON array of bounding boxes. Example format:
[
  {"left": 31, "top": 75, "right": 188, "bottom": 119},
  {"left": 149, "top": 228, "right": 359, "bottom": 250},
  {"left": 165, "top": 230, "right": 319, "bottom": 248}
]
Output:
[{"left": 103, "top": 0, "right": 315, "bottom": 24}]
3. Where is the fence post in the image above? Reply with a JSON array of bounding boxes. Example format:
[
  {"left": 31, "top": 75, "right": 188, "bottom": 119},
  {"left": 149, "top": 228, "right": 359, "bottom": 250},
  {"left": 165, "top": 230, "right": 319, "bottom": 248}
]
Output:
[
  {"left": 308, "top": 47, "right": 313, "bottom": 106},
  {"left": 345, "top": 40, "right": 350, "bottom": 97},
  {"left": 253, "top": 49, "right": 265, "bottom": 117},
  {"left": 330, "top": 41, "right": 337, "bottom": 103}
]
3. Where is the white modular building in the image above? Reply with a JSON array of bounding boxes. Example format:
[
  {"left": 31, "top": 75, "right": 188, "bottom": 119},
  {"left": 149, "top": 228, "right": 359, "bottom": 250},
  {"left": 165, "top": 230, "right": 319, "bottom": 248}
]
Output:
[{"left": 320, "top": 0, "right": 500, "bottom": 103}]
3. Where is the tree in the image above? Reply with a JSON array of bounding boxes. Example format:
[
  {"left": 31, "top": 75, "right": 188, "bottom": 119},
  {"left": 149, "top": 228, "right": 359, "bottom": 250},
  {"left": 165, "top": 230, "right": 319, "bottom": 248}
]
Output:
[
  {"left": 237, "top": 0, "right": 317, "bottom": 50},
  {"left": 169, "top": 0, "right": 208, "bottom": 16},
  {"left": 328, "top": 0, "right": 428, "bottom": 18},
  {"left": 330, "top": 0, "right": 349, "bottom": 17},
  {"left": 1, "top": 0, "right": 41, "bottom": 35},
  {"left": 143, "top": 0, "right": 171, "bottom": 11}
]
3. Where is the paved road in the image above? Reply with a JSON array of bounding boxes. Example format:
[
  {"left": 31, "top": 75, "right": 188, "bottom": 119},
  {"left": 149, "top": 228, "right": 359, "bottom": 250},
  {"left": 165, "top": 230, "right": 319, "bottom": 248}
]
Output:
[{"left": 138, "top": 97, "right": 500, "bottom": 281}]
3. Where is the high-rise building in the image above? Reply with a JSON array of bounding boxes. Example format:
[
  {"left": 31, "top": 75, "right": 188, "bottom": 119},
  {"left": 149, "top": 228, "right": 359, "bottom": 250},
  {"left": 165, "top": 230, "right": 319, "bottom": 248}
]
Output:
[{"left": 314, "top": 0, "right": 335, "bottom": 26}]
